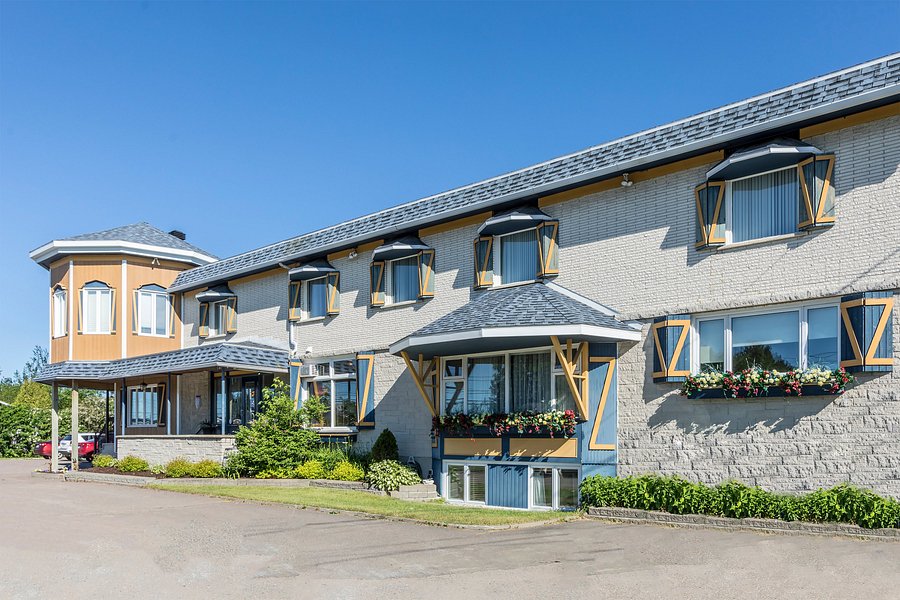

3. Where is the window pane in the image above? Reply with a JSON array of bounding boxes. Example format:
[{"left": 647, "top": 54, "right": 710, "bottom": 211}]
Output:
[
  {"left": 139, "top": 293, "right": 153, "bottom": 334},
  {"left": 510, "top": 352, "right": 550, "bottom": 412},
  {"left": 466, "top": 356, "right": 504, "bottom": 414},
  {"left": 308, "top": 278, "right": 327, "bottom": 318},
  {"left": 155, "top": 294, "right": 168, "bottom": 336},
  {"left": 732, "top": 168, "right": 798, "bottom": 243},
  {"left": 315, "top": 363, "right": 330, "bottom": 377},
  {"left": 334, "top": 380, "right": 357, "bottom": 427},
  {"left": 307, "top": 381, "right": 331, "bottom": 426},
  {"left": 500, "top": 230, "right": 538, "bottom": 284},
  {"left": 698, "top": 319, "right": 725, "bottom": 372},
  {"left": 808, "top": 307, "right": 838, "bottom": 369},
  {"left": 554, "top": 374, "right": 576, "bottom": 412},
  {"left": 150, "top": 388, "right": 158, "bottom": 424},
  {"left": 558, "top": 469, "right": 579, "bottom": 509},
  {"left": 732, "top": 311, "right": 799, "bottom": 371},
  {"left": 99, "top": 290, "right": 111, "bottom": 333},
  {"left": 85, "top": 290, "right": 98, "bottom": 333},
  {"left": 444, "top": 381, "right": 464, "bottom": 415},
  {"left": 229, "top": 377, "right": 242, "bottom": 425},
  {"left": 391, "top": 256, "right": 419, "bottom": 303},
  {"left": 468, "top": 466, "right": 486, "bottom": 502},
  {"left": 448, "top": 465, "right": 464, "bottom": 500},
  {"left": 532, "top": 468, "right": 553, "bottom": 508},
  {"left": 333, "top": 360, "right": 356, "bottom": 376},
  {"left": 444, "top": 359, "right": 463, "bottom": 379}
]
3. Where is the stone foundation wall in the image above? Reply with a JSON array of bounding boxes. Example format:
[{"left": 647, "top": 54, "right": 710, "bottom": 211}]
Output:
[{"left": 116, "top": 435, "right": 236, "bottom": 466}]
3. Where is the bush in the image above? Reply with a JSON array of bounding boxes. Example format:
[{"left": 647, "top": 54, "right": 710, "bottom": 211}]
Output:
[
  {"left": 164, "top": 457, "right": 194, "bottom": 478},
  {"left": 304, "top": 445, "right": 351, "bottom": 473},
  {"left": 226, "top": 380, "right": 322, "bottom": 476},
  {"left": 117, "top": 455, "right": 149, "bottom": 473},
  {"left": 366, "top": 460, "right": 420, "bottom": 491},
  {"left": 328, "top": 461, "right": 365, "bottom": 482},
  {"left": 191, "top": 459, "right": 224, "bottom": 478},
  {"left": 91, "top": 454, "right": 118, "bottom": 468},
  {"left": 255, "top": 468, "right": 293, "bottom": 479},
  {"left": 0, "top": 403, "right": 48, "bottom": 457},
  {"left": 579, "top": 474, "right": 900, "bottom": 530},
  {"left": 370, "top": 429, "right": 399, "bottom": 463},
  {"left": 295, "top": 459, "right": 327, "bottom": 479}
]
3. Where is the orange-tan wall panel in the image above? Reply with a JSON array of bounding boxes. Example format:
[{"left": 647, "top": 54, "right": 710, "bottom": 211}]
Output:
[
  {"left": 49, "top": 263, "right": 69, "bottom": 363},
  {"left": 127, "top": 259, "right": 185, "bottom": 358},
  {"left": 70, "top": 259, "right": 123, "bottom": 361}
]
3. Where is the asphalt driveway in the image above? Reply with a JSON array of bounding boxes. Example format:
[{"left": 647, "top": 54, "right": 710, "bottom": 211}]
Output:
[{"left": 1, "top": 459, "right": 898, "bottom": 600}]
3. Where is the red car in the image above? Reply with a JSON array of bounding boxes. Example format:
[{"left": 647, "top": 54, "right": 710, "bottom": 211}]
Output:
[{"left": 34, "top": 433, "right": 102, "bottom": 461}]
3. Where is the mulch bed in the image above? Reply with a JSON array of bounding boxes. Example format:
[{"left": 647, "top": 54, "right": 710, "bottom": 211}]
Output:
[{"left": 84, "top": 466, "right": 166, "bottom": 479}]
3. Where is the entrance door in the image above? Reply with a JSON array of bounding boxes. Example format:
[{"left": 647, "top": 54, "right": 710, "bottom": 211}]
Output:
[{"left": 242, "top": 378, "right": 259, "bottom": 425}]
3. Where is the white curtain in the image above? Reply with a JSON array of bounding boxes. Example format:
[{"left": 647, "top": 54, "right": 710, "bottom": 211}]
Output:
[
  {"left": 532, "top": 469, "right": 552, "bottom": 507},
  {"left": 510, "top": 352, "right": 550, "bottom": 412},
  {"left": 732, "top": 168, "right": 797, "bottom": 242}
]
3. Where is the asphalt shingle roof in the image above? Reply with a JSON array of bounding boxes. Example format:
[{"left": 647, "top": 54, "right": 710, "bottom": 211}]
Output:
[
  {"left": 409, "top": 283, "right": 636, "bottom": 337},
  {"left": 34, "top": 342, "right": 287, "bottom": 383},
  {"left": 58, "top": 222, "right": 218, "bottom": 259},
  {"left": 171, "top": 54, "right": 900, "bottom": 292}
]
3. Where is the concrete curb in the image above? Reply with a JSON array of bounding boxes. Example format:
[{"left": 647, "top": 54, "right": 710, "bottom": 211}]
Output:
[{"left": 586, "top": 507, "right": 900, "bottom": 541}]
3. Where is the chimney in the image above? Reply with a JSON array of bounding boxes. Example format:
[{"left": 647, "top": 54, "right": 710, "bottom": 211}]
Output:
[{"left": 168, "top": 230, "right": 186, "bottom": 241}]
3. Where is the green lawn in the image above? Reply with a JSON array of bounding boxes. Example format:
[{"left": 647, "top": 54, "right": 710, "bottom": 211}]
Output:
[{"left": 152, "top": 483, "right": 574, "bottom": 527}]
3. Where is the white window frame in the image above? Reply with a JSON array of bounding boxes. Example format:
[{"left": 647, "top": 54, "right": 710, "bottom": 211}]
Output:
[
  {"left": 82, "top": 284, "right": 112, "bottom": 335},
  {"left": 690, "top": 299, "right": 841, "bottom": 373},
  {"left": 301, "top": 356, "right": 357, "bottom": 429},
  {"left": 128, "top": 384, "right": 160, "bottom": 427},
  {"left": 383, "top": 254, "right": 419, "bottom": 306},
  {"left": 723, "top": 164, "right": 800, "bottom": 246},
  {"left": 527, "top": 464, "right": 580, "bottom": 511},
  {"left": 137, "top": 288, "right": 170, "bottom": 337},
  {"left": 443, "top": 461, "right": 487, "bottom": 505},
  {"left": 492, "top": 228, "right": 539, "bottom": 288},
  {"left": 52, "top": 288, "right": 67, "bottom": 338},
  {"left": 441, "top": 347, "right": 575, "bottom": 415},
  {"left": 299, "top": 276, "right": 328, "bottom": 321},
  {"left": 207, "top": 300, "right": 230, "bottom": 337}
]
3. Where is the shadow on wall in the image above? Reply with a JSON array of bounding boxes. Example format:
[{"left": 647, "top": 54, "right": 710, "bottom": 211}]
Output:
[{"left": 371, "top": 363, "right": 434, "bottom": 469}]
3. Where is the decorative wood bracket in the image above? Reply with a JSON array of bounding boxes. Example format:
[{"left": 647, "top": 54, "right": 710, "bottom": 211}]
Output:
[
  {"left": 401, "top": 351, "right": 440, "bottom": 417},
  {"left": 550, "top": 336, "right": 589, "bottom": 420}
]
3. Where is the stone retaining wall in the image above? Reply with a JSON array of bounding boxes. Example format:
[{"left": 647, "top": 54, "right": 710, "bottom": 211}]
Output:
[{"left": 116, "top": 435, "right": 236, "bottom": 466}]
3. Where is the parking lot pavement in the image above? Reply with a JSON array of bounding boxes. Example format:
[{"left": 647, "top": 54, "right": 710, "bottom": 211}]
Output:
[{"left": 2, "top": 458, "right": 899, "bottom": 600}]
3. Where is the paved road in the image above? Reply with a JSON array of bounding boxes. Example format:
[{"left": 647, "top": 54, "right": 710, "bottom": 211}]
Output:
[{"left": 2, "top": 459, "right": 899, "bottom": 600}]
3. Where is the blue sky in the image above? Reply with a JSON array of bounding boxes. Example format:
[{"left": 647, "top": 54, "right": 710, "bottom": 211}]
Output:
[{"left": 1, "top": 1, "right": 898, "bottom": 375}]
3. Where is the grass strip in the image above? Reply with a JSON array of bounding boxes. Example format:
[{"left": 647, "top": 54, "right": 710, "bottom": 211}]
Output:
[{"left": 152, "top": 483, "right": 572, "bottom": 527}]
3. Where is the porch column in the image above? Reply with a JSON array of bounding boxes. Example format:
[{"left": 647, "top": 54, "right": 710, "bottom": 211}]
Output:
[
  {"left": 121, "top": 378, "right": 126, "bottom": 437},
  {"left": 166, "top": 373, "right": 172, "bottom": 435},
  {"left": 70, "top": 381, "right": 79, "bottom": 470},
  {"left": 220, "top": 369, "right": 227, "bottom": 435},
  {"left": 50, "top": 382, "right": 59, "bottom": 473},
  {"left": 175, "top": 375, "right": 181, "bottom": 435},
  {"left": 105, "top": 390, "right": 110, "bottom": 447}
]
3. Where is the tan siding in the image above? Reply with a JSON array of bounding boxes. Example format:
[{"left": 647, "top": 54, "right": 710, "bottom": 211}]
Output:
[
  {"left": 71, "top": 260, "right": 122, "bottom": 361},
  {"left": 127, "top": 260, "right": 185, "bottom": 358},
  {"left": 49, "top": 263, "right": 69, "bottom": 363}
]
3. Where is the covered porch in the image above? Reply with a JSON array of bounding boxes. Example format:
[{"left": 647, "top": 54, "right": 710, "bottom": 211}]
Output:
[{"left": 35, "top": 342, "right": 288, "bottom": 469}]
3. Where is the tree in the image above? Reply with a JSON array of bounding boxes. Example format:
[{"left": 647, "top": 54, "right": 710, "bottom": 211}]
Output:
[{"left": 14, "top": 379, "right": 51, "bottom": 409}]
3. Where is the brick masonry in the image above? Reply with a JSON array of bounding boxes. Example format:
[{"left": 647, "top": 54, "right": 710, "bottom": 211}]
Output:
[{"left": 117, "top": 435, "right": 236, "bottom": 466}]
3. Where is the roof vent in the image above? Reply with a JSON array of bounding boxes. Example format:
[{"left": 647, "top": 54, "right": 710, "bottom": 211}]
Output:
[{"left": 168, "top": 230, "right": 186, "bottom": 241}]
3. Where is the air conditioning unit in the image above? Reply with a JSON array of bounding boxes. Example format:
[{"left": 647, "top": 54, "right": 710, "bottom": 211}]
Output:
[{"left": 298, "top": 364, "right": 318, "bottom": 378}]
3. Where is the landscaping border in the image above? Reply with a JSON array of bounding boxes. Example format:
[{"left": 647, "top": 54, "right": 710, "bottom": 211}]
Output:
[{"left": 587, "top": 506, "right": 900, "bottom": 541}]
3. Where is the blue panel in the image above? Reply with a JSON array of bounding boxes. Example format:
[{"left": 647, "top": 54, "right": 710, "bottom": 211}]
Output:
[
  {"left": 653, "top": 315, "right": 690, "bottom": 383},
  {"left": 841, "top": 291, "right": 894, "bottom": 373},
  {"left": 289, "top": 363, "right": 301, "bottom": 409},
  {"left": 355, "top": 352, "right": 376, "bottom": 426},
  {"left": 581, "top": 342, "right": 617, "bottom": 472},
  {"left": 487, "top": 464, "right": 528, "bottom": 508}
]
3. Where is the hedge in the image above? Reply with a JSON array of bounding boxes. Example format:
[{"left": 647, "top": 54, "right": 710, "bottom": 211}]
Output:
[{"left": 580, "top": 474, "right": 900, "bottom": 530}]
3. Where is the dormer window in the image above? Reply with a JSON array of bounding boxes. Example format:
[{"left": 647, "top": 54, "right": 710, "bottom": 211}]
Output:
[
  {"left": 52, "top": 286, "right": 67, "bottom": 338},
  {"left": 498, "top": 229, "right": 539, "bottom": 285},
  {"left": 197, "top": 285, "right": 237, "bottom": 338},
  {"left": 288, "top": 261, "right": 340, "bottom": 321},
  {"left": 370, "top": 237, "right": 434, "bottom": 307},
  {"left": 79, "top": 281, "right": 115, "bottom": 335},
  {"left": 474, "top": 207, "right": 559, "bottom": 288}
]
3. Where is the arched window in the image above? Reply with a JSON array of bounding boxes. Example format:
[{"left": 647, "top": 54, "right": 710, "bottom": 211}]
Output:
[
  {"left": 134, "top": 284, "right": 170, "bottom": 337},
  {"left": 79, "top": 281, "right": 115, "bottom": 335},
  {"left": 52, "top": 286, "right": 67, "bottom": 338}
]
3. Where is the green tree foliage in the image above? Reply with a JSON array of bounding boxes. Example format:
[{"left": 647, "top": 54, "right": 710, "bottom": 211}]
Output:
[
  {"left": 370, "top": 428, "right": 399, "bottom": 463},
  {"left": 0, "top": 404, "right": 49, "bottom": 457}
]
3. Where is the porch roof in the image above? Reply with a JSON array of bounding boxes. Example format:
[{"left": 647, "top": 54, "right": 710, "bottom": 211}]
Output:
[
  {"left": 34, "top": 342, "right": 289, "bottom": 384},
  {"left": 388, "top": 282, "right": 641, "bottom": 358}
]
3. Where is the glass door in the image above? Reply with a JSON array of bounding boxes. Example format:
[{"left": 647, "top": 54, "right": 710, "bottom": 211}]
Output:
[{"left": 242, "top": 378, "right": 259, "bottom": 425}]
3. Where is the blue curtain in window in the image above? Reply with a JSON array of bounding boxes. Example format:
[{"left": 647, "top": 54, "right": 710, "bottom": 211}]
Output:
[
  {"left": 308, "top": 278, "right": 327, "bottom": 317},
  {"left": 392, "top": 256, "right": 419, "bottom": 302},
  {"left": 501, "top": 230, "right": 538, "bottom": 284},
  {"left": 732, "top": 169, "right": 798, "bottom": 242},
  {"left": 510, "top": 352, "right": 550, "bottom": 412}
]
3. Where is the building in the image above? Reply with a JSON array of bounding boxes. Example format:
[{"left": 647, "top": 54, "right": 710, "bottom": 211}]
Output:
[{"left": 33, "top": 54, "right": 900, "bottom": 509}]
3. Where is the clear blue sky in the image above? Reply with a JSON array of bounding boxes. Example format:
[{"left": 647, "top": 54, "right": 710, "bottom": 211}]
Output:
[{"left": 1, "top": 1, "right": 898, "bottom": 375}]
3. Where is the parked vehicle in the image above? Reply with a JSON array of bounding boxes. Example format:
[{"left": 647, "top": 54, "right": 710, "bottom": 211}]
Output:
[
  {"left": 33, "top": 440, "right": 55, "bottom": 459},
  {"left": 60, "top": 433, "right": 103, "bottom": 460}
]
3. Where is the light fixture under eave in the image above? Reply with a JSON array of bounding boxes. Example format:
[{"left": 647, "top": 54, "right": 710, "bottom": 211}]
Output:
[
  {"left": 620, "top": 173, "right": 633, "bottom": 187},
  {"left": 348, "top": 250, "right": 358, "bottom": 259}
]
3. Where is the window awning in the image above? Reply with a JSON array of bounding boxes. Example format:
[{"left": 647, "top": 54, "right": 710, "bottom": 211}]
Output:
[
  {"left": 477, "top": 206, "right": 554, "bottom": 236},
  {"left": 288, "top": 259, "right": 338, "bottom": 281},
  {"left": 388, "top": 282, "right": 640, "bottom": 359},
  {"left": 706, "top": 138, "right": 823, "bottom": 180},
  {"left": 195, "top": 284, "right": 236, "bottom": 302},
  {"left": 371, "top": 236, "right": 431, "bottom": 261}
]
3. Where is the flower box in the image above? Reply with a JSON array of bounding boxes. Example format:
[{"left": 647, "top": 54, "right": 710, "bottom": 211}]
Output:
[
  {"left": 687, "top": 384, "right": 847, "bottom": 400},
  {"left": 440, "top": 425, "right": 573, "bottom": 439},
  {"left": 432, "top": 410, "right": 578, "bottom": 439},
  {"left": 681, "top": 367, "right": 855, "bottom": 399}
]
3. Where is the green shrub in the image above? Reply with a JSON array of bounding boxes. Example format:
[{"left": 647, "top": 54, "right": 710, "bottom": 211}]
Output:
[
  {"left": 295, "top": 459, "right": 327, "bottom": 479},
  {"left": 149, "top": 464, "right": 165, "bottom": 475},
  {"left": 164, "top": 457, "right": 194, "bottom": 478},
  {"left": 117, "top": 455, "right": 149, "bottom": 473},
  {"left": 191, "top": 459, "right": 224, "bottom": 478},
  {"left": 328, "top": 461, "right": 365, "bottom": 482},
  {"left": 91, "top": 454, "right": 118, "bottom": 468},
  {"left": 579, "top": 474, "right": 900, "bottom": 529},
  {"left": 366, "top": 459, "right": 420, "bottom": 491},
  {"left": 370, "top": 429, "right": 399, "bottom": 463},
  {"left": 304, "top": 445, "right": 351, "bottom": 473},
  {"left": 255, "top": 468, "right": 293, "bottom": 479},
  {"left": 0, "top": 403, "right": 48, "bottom": 457},
  {"left": 226, "top": 380, "right": 322, "bottom": 476}
]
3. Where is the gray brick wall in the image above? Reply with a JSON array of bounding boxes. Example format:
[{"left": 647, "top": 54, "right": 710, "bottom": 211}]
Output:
[
  {"left": 117, "top": 435, "right": 236, "bottom": 465},
  {"left": 177, "top": 372, "right": 209, "bottom": 435}
]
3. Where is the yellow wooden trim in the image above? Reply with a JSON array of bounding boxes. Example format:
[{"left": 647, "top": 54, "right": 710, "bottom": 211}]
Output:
[
  {"left": 865, "top": 297, "right": 895, "bottom": 365},
  {"left": 839, "top": 301, "right": 865, "bottom": 367},
  {"left": 326, "top": 273, "right": 340, "bottom": 314},
  {"left": 814, "top": 155, "right": 836, "bottom": 223},
  {"left": 537, "top": 221, "right": 559, "bottom": 276},
  {"left": 225, "top": 297, "right": 238, "bottom": 333},
  {"left": 357, "top": 354, "right": 375, "bottom": 423},
  {"left": 799, "top": 102, "right": 900, "bottom": 138},
  {"left": 539, "top": 150, "right": 725, "bottom": 208},
  {"left": 370, "top": 262, "right": 385, "bottom": 306},
  {"left": 708, "top": 183, "right": 726, "bottom": 244},
  {"left": 229, "top": 268, "right": 281, "bottom": 288},
  {"left": 508, "top": 438, "right": 578, "bottom": 458},
  {"left": 418, "top": 249, "right": 435, "bottom": 297},
  {"left": 798, "top": 160, "right": 816, "bottom": 228},
  {"left": 418, "top": 211, "right": 493, "bottom": 238},
  {"left": 443, "top": 437, "right": 502, "bottom": 457},
  {"left": 650, "top": 319, "right": 690, "bottom": 377},
  {"left": 550, "top": 336, "right": 588, "bottom": 419},
  {"left": 651, "top": 322, "right": 667, "bottom": 378},
  {"left": 588, "top": 356, "right": 615, "bottom": 451},
  {"left": 401, "top": 351, "right": 437, "bottom": 417},
  {"left": 694, "top": 185, "right": 708, "bottom": 247},
  {"left": 474, "top": 237, "right": 493, "bottom": 287},
  {"left": 327, "top": 250, "right": 350, "bottom": 263},
  {"left": 357, "top": 239, "right": 385, "bottom": 254},
  {"left": 289, "top": 281, "right": 302, "bottom": 321}
]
